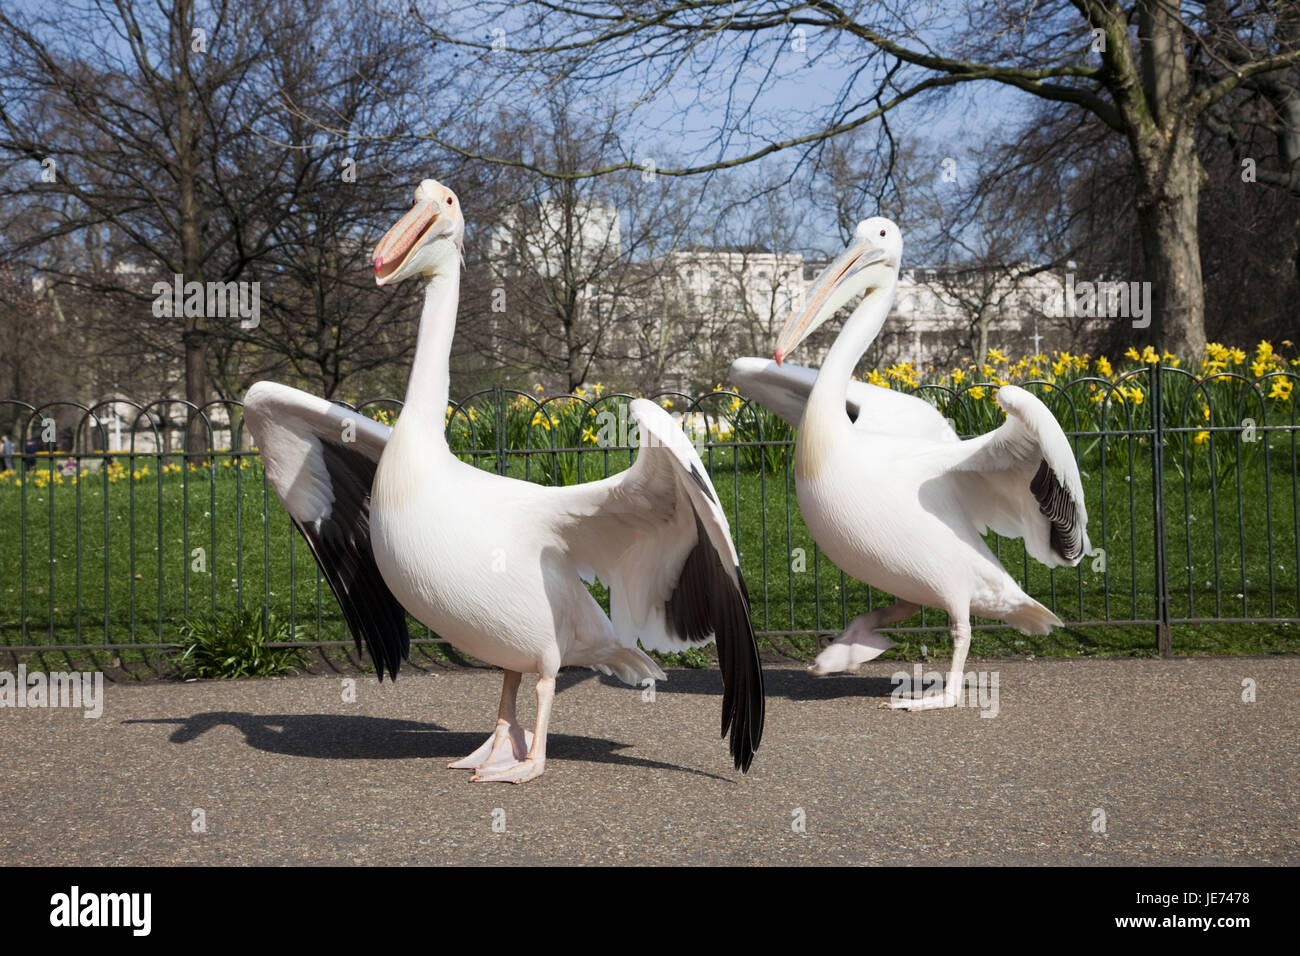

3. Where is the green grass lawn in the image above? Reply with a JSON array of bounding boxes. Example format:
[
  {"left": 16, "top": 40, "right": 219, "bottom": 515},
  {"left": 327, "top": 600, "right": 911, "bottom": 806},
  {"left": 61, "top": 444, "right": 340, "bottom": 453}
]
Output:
[{"left": 2, "top": 425, "right": 1297, "bottom": 676}]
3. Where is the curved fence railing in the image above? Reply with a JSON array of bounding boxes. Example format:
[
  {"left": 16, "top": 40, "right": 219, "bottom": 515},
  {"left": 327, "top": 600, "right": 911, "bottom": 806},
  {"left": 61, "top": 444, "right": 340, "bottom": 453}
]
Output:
[{"left": 1, "top": 363, "right": 1296, "bottom": 673}]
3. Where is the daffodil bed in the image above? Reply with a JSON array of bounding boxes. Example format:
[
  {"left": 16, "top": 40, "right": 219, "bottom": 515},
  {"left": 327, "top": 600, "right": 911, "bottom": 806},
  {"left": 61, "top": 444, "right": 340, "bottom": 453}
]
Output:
[{"left": 2, "top": 343, "right": 1296, "bottom": 668}]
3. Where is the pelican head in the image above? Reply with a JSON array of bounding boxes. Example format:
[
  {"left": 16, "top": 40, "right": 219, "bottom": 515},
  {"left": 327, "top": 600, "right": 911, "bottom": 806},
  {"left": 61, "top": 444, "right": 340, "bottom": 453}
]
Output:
[
  {"left": 373, "top": 178, "right": 465, "bottom": 286},
  {"left": 775, "top": 216, "right": 902, "bottom": 363}
]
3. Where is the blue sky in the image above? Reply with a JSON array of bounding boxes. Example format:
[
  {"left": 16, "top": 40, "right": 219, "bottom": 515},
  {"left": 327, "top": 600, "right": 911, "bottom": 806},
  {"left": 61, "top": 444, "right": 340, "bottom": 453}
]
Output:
[
  {"left": 424, "top": 9, "right": 1040, "bottom": 258},
  {"left": 12, "top": 0, "right": 1040, "bottom": 261}
]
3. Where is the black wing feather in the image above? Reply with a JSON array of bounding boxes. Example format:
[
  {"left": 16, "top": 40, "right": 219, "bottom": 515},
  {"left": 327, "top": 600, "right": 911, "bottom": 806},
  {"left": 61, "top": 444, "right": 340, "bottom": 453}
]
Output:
[
  {"left": 1030, "top": 458, "right": 1085, "bottom": 563},
  {"left": 665, "top": 513, "right": 765, "bottom": 772},
  {"left": 290, "top": 439, "right": 410, "bottom": 681}
]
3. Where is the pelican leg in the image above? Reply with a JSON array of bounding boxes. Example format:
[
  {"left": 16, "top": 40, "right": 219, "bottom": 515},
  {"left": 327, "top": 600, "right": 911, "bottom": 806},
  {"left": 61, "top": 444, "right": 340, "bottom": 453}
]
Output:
[
  {"left": 472, "top": 673, "right": 555, "bottom": 784},
  {"left": 810, "top": 600, "right": 917, "bottom": 675},
  {"left": 891, "top": 618, "right": 971, "bottom": 711},
  {"left": 449, "top": 670, "right": 532, "bottom": 771}
]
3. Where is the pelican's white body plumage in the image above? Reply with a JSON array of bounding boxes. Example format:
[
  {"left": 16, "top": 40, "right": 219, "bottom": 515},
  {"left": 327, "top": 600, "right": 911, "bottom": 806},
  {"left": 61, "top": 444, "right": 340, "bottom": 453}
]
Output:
[
  {"left": 368, "top": 396, "right": 742, "bottom": 682},
  {"left": 731, "top": 217, "right": 1090, "bottom": 704}
]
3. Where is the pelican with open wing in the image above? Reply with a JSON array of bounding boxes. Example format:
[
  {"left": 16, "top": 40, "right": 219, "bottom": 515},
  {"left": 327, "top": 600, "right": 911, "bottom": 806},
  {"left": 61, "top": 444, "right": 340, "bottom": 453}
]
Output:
[
  {"left": 730, "top": 217, "right": 1089, "bottom": 706},
  {"left": 244, "top": 179, "right": 763, "bottom": 780}
]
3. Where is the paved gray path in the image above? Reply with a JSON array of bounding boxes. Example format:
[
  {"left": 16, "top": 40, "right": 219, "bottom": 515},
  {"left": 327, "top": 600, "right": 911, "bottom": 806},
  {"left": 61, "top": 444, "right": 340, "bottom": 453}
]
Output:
[{"left": 1, "top": 659, "right": 1295, "bottom": 865}]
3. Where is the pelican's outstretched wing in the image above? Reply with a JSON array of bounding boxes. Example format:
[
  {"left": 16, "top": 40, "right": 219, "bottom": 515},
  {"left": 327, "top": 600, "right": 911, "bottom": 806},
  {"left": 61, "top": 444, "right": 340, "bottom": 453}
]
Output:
[
  {"left": 554, "top": 399, "right": 764, "bottom": 772},
  {"left": 242, "top": 382, "right": 410, "bottom": 680},
  {"left": 924, "top": 385, "right": 1091, "bottom": 567},
  {"left": 728, "top": 356, "right": 958, "bottom": 442}
]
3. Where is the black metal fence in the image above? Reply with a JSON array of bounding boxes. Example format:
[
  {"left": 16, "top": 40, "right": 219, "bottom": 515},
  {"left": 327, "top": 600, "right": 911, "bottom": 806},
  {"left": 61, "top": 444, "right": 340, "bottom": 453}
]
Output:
[{"left": 2, "top": 363, "right": 1297, "bottom": 672}]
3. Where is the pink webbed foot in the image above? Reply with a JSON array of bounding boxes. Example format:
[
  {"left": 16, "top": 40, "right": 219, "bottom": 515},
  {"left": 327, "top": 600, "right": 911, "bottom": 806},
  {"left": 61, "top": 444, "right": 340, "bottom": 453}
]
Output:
[
  {"left": 448, "top": 726, "right": 532, "bottom": 772},
  {"left": 809, "top": 632, "right": 896, "bottom": 675},
  {"left": 809, "top": 602, "right": 915, "bottom": 676},
  {"left": 888, "top": 688, "right": 959, "bottom": 710},
  {"left": 809, "top": 622, "right": 896, "bottom": 675},
  {"left": 471, "top": 757, "right": 545, "bottom": 784}
]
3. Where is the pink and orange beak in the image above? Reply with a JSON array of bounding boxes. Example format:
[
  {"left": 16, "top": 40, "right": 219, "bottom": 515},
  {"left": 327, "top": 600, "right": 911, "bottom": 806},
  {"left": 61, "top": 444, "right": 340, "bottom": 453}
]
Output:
[
  {"left": 774, "top": 236, "right": 886, "bottom": 363},
  {"left": 373, "top": 198, "right": 441, "bottom": 286},
  {"left": 373, "top": 179, "right": 462, "bottom": 286}
]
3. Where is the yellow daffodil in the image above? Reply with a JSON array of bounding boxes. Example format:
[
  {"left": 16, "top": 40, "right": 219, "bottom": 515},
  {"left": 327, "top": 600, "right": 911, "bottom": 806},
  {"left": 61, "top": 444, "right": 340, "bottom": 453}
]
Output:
[{"left": 886, "top": 363, "right": 920, "bottom": 387}]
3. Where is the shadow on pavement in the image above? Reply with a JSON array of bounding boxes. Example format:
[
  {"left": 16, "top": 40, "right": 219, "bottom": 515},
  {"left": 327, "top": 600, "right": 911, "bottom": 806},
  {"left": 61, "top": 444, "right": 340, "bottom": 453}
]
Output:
[
  {"left": 123, "top": 711, "right": 734, "bottom": 781},
  {"left": 565, "top": 665, "right": 900, "bottom": 702}
]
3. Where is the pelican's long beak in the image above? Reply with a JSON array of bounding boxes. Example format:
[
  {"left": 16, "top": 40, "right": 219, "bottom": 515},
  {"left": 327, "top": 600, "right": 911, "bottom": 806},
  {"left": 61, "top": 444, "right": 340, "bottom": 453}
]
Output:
[
  {"left": 373, "top": 199, "right": 441, "bottom": 286},
  {"left": 775, "top": 237, "right": 887, "bottom": 364}
]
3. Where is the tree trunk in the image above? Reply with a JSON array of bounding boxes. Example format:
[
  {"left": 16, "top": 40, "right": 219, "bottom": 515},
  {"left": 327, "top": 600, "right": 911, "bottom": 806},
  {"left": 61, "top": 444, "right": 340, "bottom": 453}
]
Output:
[
  {"left": 1124, "top": 1, "right": 1208, "bottom": 358},
  {"left": 184, "top": 326, "right": 208, "bottom": 451},
  {"left": 1134, "top": 132, "right": 1208, "bottom": 357},
  {"left": 175, "top": 1, "right": 209, "bottom": 462}
]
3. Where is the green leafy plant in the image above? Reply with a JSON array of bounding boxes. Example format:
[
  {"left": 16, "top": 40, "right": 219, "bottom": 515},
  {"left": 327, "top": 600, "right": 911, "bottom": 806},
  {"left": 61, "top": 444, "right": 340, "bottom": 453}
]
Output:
[
  {"left": 176, "top": 608, "right": 308, "bottom": 679},
  {"left": 727, "top": 398, "right": 791, "bottom": 474},
  {"left": 680, "top": 646, "right": 713, "bottom": 669}
]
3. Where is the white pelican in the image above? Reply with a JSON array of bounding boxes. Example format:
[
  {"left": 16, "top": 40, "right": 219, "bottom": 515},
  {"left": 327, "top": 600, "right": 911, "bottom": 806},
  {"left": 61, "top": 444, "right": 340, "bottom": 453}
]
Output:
[
  {"left": 729, "top": 217, "right": 1089, "bottom": 709},
  {"left": 243, "top": 178, "right": 763, "bottom": 780}
]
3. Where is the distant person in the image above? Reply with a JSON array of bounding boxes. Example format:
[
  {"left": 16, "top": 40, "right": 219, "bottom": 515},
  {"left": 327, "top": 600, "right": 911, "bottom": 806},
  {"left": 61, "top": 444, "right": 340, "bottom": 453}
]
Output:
[
  {"left": 1, "top": 434, "right": 12, "bottom": 471},
  {"left": 22, "top": 437, "right": 37, "bottom": 470}
]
